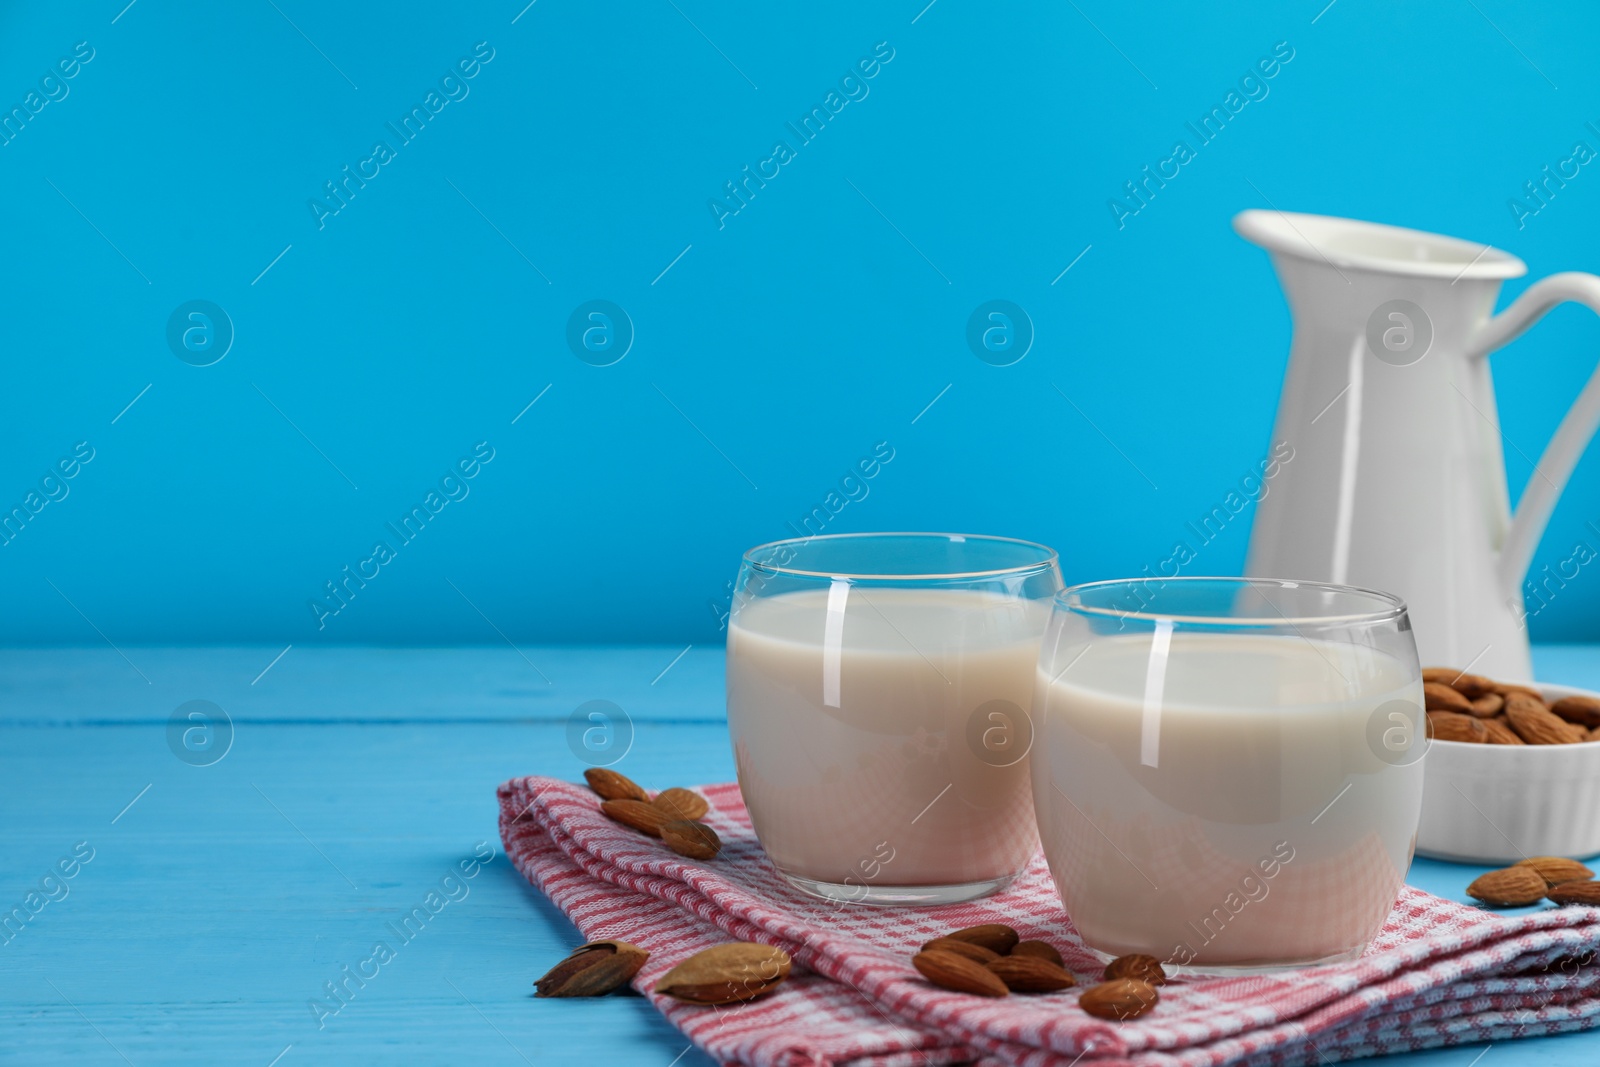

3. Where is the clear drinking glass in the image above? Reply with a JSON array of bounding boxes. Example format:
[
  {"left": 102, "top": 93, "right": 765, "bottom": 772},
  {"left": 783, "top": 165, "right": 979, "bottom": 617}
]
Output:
[
  {"left": 727, "top": 533, "right": 1062, "bottom": 905},
  {"left": 1034, "top": 577, "right": 1425, "bottom": 973}
]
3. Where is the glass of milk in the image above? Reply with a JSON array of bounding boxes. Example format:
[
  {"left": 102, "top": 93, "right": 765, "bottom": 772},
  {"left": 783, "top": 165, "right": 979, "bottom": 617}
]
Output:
[
  {"left": 1035, "top": 577, "right": 1425, "bottom": 973},
  {"left": 727, "top": 532, "right": 1061, "bottom": 905}
]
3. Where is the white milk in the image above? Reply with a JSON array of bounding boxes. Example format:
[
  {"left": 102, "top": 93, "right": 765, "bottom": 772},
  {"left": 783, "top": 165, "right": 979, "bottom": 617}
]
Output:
[
  {"left": 1034, "top": 632, "right": 1423, "bottom": 968},
  {"left": 728, "top": 587, "right": 1047, "bottom": 890}
]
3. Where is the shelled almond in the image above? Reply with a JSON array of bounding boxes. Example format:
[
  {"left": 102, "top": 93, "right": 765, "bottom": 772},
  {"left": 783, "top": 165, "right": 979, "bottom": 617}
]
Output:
[
  {"left": 1481, "top": 718, "right": 1525, "bottom": 745},
  {"left": 1103, "top": 953, "right": 1167, "bottom": 986},
  {"left": 655, "top": 942, "right": 792, "bottom": 1004},
  {"left": 1517, "top": 856, "right": 1595, "bottom": 885},
  {"left": 661, "top": 819, "right": 721, "bottom": 860},
  {"left": 585, "top": 770, "right": 721, "bottom": 860},
  {"left": 912, "top": 950, "right": 1010, "bottom": 997},
  {"left": 1011, "top": 940, "right": 1064, "bottom": 966},
  {"left": 1426, "top": 711, "right": 1486, "bottom": 743},
  {"left": 1422, "top": 669, "right": 1595, "bottom": 745},
  {"left": 1466, "top": 866, "right": 1548, "bottom": 906},
  {"left": 584, "top": 767, "right": 651, "bottom": 802},
  {"left": 1547, "top": 881, "right": 1600, "bottom": 906},
  {"left": 921, "top": 937, "right": 1000, "bottom": 964},
  {"left": 987, "top": 955, "right": 1076, "bottom": 993},
  {"left": 535, "top": 940, "right": 649, "bottom": 997},
  {"left": 1078, "top": 977, "right": 1159, "bottom": 1020},
  {"left": 1552, "top": 694, "right": 1600, "bottom": 729},
  {"left": 653, "top": 787, "right": 710, "bottom": 821}
]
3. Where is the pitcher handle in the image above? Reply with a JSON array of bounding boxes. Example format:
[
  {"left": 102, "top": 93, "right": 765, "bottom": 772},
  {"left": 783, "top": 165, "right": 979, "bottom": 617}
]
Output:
[{"left": 1466, "top": 272, "right": 1600, "bottom": 597}]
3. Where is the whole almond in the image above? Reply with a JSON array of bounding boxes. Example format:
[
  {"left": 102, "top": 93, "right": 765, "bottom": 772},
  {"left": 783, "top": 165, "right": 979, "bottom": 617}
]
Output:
[
  {"left": 912, "top": 950, "right": 1009, "bottom": 997},
  {"left": 601, "top": 798, "right": 671, "bottom": 836},
  {"left": 1518, "top": 857, "right": 1596, "bottom": 885},
  {"left": 661, "top": 819, "right": 721, "bottom": 860},
  {"left": 1103, "top": 953, "right": 1167, "bottom": 986},
  {"left": 944, "top": 923, "right": 1019, "bottom": 955},
  {"left": 1010, "top": 940, "right": 1064, "bottom": 967},
  {"left": 1427, "top": 711, "right": 1487, "bottom": 743},
  {"left": 921, "top": 937, "right": 1000, "bottom": 964},
  {"left": 1422, "top": 668, "right": 1496, "bottom": 697},
  {"left": 1551, "top": 695, "right": 1600, "bottom": 729},
  {"left": 1505, "top": 696, "right": 1579, "bottom": 745},
  {"left": 1078, "top": 978, "right": 1158, "bottom": 1020},
  {"left": 1482, "top": 717, "right": 1526, "bottom": 745},
  {"left": 1467, "top": 866, "right": 1550, "bottom": 906},
  {"left": 1451, "top": 672, "right": 1497, "bottom": 698},
  {"left": 1497, "top": 683, "right": 1546, "bottom": 702},
  {"left": 536, "top": 940, "right": 649, "bottom": 997},
  {"left": 987, "top": 955, "right": 1076, "bottom": 993},
  {"left": 1468, "top": 693, "right": 1504, "bottom": 718},
  {"left": 1547, "top": 881, "right": 1600, "bottom": 906},
  {"left": 652, "top": 787, "right": 710, "bottom": 821},
  {"left": 584, "top": 768, "right": 649, "bottom": 802},
  {"left": 654, "top": 943, "right": 791, "bottom": 1004},
  {"left": 1424, "top": 682, "right": 1474, "bottom": 714}
]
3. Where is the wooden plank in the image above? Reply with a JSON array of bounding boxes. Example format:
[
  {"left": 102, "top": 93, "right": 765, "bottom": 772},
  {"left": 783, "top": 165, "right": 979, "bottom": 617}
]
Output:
[{"left": 0, "top": 646, "right": 725, "bottom": 724}]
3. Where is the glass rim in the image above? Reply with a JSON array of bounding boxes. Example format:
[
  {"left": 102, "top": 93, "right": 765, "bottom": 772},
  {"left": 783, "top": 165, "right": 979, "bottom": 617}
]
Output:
[
  {"left": 1055, "top": 576, "right": 1408, "bottom": 627},
  {"left": 741, "top": 531, "right": 1059, "bottom": 581}
]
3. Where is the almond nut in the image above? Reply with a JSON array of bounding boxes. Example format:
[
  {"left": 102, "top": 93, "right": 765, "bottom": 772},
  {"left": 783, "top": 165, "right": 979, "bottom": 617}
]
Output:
[
  {"left": 1516, "top": 857, "right": 1595, "bottom": 885},
  {"left": 1450, "top": 672, "right": 1497, "bottom": 698},
  {"left": 1427, "top": 711, "right": 1487, "bottom": 743},
  {"left": 1551, "top": 695, "right": 1600, "bottom": 729},
  {"left": 986, "top": 955, "right": 1075, "bottom": 993},
  {"left": 1103, "top": 953, "right": 1167, "bottom": 986},
  {"left": 921, "top": 937, "right": 1000, "bottom": 964},
  {"left": 1466, "top": 866, "right": 1550, "bottom": 906},
  {"left": 1482, "top": 717, "right": 1526, "bottom": 745},
  {"left": 536, "top": 940, "right": 649, "bottom": 997},
  {"left": 660, "top": 819, "right": 721, "bottom": 860},
  {"left": 1422, "top": 668, "right": 1495, "bottom": 697},
  {"left": 912, "top": 950, "right": 1009, "bottom": 997},
  {"left": 1424, "top": 682, "right": 1474, "bottom": 713},
  {"left": 584, "top": 768, "right": 649, "bottom": 802},
  {"left": 1468, "top": 692, "right": 1504, "bottom": 718},
  {"left": 1505, "top": 695, "right": 1580, "bottom": 745},
  {"left": 654, "top": 943, "right": 791, "bottom": 1004},
  {"left": 1010, "top": 940, "right": 1064, "bottom": 966},
  {"left": 943, "top": 923, "right": 1019, "bottom": 955},
  {"left": 1078, "top": 978, "right": 1158, "bottom": 1020},
  {"left": 1496, "top": 683, "right": 1546, "bottom": 702},
  {"left": 601, "top": 798, "right": 671, "bottom": 836},
  {"left": 1547, "top": 881, "right": 1600, "bottom": 906},
  {"left": 652, "top": 787, "right": 710, "bottom": 821}
]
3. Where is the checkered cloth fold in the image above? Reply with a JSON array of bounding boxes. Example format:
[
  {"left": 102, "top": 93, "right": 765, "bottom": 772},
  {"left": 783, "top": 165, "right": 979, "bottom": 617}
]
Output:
[{"left": 499, "top": 776, "right": 1600, "bottom": 1067}]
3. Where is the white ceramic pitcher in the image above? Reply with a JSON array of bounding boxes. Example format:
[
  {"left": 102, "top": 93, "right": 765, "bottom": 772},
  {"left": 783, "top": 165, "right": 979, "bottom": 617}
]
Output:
[{"left": 1235, "top": 210, "right": 1600, "bottom": 681}]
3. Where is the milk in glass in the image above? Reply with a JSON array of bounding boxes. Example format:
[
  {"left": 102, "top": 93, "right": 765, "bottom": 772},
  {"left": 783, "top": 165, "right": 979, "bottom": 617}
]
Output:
[
  {"left": 728, "top": 586, "right": 1047, "bottom": 892},
  {"left": 1034, "top": 632, "right": 1423, "bottom": 968}
]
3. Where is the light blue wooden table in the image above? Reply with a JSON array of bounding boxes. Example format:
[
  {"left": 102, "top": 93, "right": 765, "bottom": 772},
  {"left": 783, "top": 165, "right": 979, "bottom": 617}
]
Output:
[{"left": 4, "top": 645, "right": 1600, "bottom": 1065}]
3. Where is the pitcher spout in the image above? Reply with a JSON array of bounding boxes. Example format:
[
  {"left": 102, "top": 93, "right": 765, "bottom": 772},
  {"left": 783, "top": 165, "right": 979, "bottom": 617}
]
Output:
[{"left": 1233, "top": 210, "right": 1526, "bottom": 283}]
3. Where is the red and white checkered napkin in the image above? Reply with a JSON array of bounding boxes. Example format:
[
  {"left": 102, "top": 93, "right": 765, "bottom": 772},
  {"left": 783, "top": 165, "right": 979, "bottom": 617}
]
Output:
[{"left": 499, "top": 776, "right": 1600, "bottom": 1067}]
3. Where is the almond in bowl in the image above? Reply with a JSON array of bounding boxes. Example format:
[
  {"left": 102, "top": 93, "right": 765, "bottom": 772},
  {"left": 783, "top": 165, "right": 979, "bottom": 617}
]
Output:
[{"left": 1417, "top": 670, "right": 1600, "bottom": 863}]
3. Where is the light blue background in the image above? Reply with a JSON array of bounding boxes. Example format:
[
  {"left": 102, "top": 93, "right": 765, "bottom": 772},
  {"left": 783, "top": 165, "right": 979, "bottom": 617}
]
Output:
[{"left": 3, "top": 0, "right": 1599, "bottom": 646}]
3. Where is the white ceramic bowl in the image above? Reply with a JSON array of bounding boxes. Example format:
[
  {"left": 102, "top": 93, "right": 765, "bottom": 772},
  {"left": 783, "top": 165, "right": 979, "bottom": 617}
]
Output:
[{"left": 1417, "top": 682, "right": 1600, "bottom": 863}]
